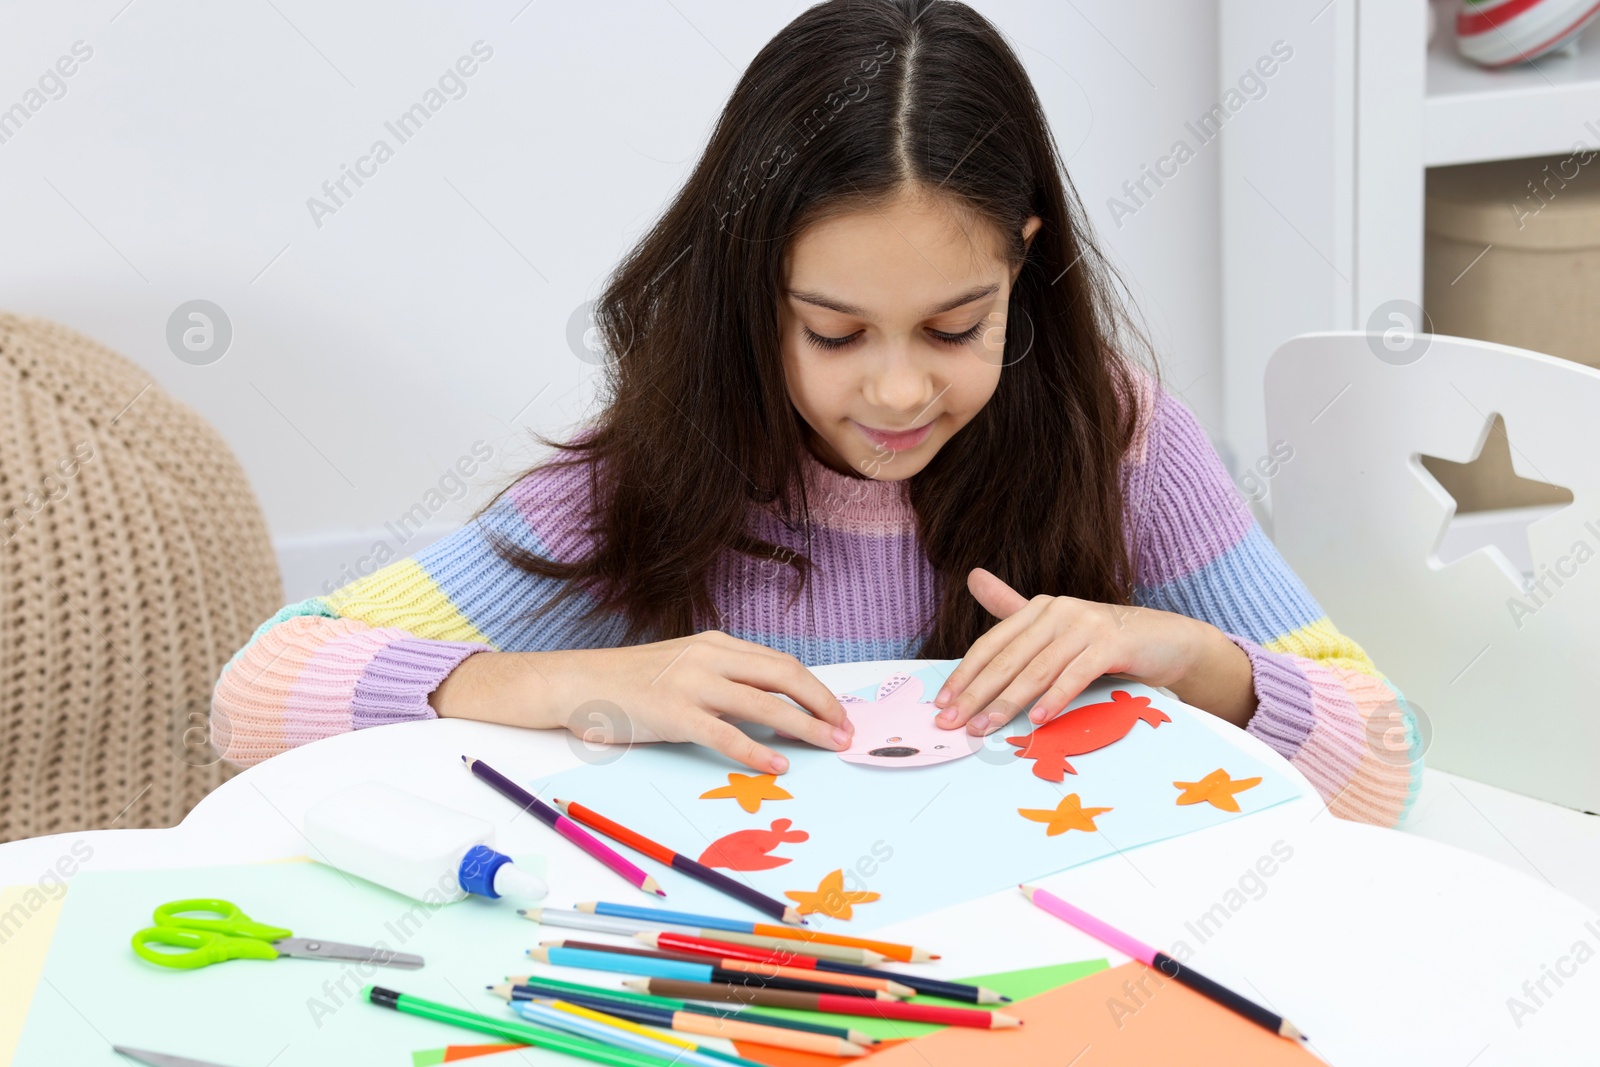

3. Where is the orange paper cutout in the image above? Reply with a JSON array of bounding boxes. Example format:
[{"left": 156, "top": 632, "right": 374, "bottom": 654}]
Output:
[
  {"left": 1174, "top": 769, "right": 1263, "bottom": 812},
  {"left": 864, "top": 961, "right": 1318, "bottom": 1067},
  {"left": 1018, "top": 793, "right": 1113, "bottom": 836},
  {"left": 784, "top": 869, "right": 880, "bottom": 920},
  {"left": 1007, "top": 690, "right": 1171, "bottom": 780},
  {"left": 699, "top": 818, "right": 810, "bottom": 871},
  {"left": 699, "top": 772, "right": 793, "bottom": 813}
]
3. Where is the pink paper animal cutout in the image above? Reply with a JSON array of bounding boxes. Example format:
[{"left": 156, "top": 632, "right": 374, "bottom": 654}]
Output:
[
  {"left": 698, "top": 818, "right": 810, "bottom": 871},
  {"left": 836, "top": 672, "right": 984, "bottom": 768}
]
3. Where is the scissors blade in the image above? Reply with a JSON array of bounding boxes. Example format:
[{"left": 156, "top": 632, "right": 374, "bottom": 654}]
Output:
[
  {"left": 271, "top": 937, "right": 425, "bottom": 969},
  {"left": 114, "top": 1046, "right": 240, "bottom": 1067}
]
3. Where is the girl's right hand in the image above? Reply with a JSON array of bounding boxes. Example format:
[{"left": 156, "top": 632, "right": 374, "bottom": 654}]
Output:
[{"left": 432, "top": 631, "right": 854, "bottom": 774}]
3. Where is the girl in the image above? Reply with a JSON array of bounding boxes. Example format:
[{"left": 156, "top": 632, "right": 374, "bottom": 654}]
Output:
[{"left": 213, "top": 0, "right": 1421, "bottom": 826}]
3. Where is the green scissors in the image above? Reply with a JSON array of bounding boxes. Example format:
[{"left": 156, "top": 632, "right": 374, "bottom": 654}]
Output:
[{"left": 130, "top": 898, "right": 424, "bottom": 971}]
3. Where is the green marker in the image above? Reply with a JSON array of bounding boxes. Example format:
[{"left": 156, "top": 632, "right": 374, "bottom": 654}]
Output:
[{"left": 363, "top": 985, "right": 677, "bottom": 1067}]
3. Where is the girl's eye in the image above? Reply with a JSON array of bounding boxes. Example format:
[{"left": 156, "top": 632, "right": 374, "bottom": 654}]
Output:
[
  {"left": 930, "top": 322, "right": 984, "bottom": 347},
  {"left": 802, "top": 327, "right": 859, "bottom": 351},
  {"left": 801, "top": 322, "right": 985, "bottom": 351}
]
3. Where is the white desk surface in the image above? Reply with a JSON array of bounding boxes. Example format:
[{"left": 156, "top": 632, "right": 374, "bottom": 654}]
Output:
[{"left": 2, "top": 665, "right": 1598, "bottom": 1066}]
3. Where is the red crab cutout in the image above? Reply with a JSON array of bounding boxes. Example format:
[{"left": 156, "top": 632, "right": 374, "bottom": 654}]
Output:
[{"left": 1007, "top": 690, "right": 1171, "bottom": 781}]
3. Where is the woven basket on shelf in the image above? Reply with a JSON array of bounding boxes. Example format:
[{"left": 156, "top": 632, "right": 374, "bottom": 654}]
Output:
[{"left": 0, "top": 311, "right": 283, "bottom": 843}]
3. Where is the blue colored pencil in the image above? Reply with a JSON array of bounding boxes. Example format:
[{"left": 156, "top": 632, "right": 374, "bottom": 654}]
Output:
[{"left": 510, "top": 999, "right": 750, "bottom": 1067}]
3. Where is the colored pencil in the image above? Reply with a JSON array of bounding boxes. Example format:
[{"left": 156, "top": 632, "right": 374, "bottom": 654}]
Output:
[
  {"left": 1019, "top": 884, "right": 1306, "bottom": 1041},
  {"left": 510, "top": 998, "right": 755, "bottom": 1067},
  {"left": 499, "top": 975, "right": 877, "bottom": 1046},
  {"left": 504, "top": 989, "right": 869, "bottom": 1058},
  {"left": 639, "top": 932, "right": 1007, "bottom": 1004},
  {"left": 462, "top": 757, "right": 663, "bottom": 896},
  {"left": 578, "top": 902, "right": 936, "bottom": 962},
  {"left": 623, "top": 978, "right": 1021, "bottom": 1029},
  {"left": 521, "top": 908, "right": 885, "bottom": 963},
  {"left": 528, "top": 945, "right": 891, "bottom": 997},
  {"left": 362, "top": 985, "right": 666, "bottom": 1067},
  {"left": 545, "top": 938, "right": 914, "bottom": 997},
  {"left": 555, "top": 798, "right": 803, "bottom": 924}
]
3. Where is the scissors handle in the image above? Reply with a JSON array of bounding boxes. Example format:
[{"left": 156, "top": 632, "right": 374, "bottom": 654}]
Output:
[
  {"left": 131, "top": 926, "right": 280, "bottom": 969},
  {"left": 151, "top": 898, "right": 292, "bottom": 941}
]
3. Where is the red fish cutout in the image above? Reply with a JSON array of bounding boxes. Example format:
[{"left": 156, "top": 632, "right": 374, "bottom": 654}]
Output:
[
  {"left": 699, "top": 819, "right": 810, "bottom": 871},
  {"left": 1007, "top": 690, "right": 1171, "bottom": 781}
]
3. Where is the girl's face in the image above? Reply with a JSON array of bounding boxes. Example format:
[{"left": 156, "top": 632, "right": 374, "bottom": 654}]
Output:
[{"left": 779, "top": 191, "right": 1042, "bottom": 481}]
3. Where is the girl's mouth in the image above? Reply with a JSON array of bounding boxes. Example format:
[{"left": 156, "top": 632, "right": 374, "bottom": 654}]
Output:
[{"left": 853, "top": 418, "right": 935, "bottom": 451}]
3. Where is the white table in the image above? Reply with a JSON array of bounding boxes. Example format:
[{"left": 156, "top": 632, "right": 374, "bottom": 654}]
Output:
[{"left": 3, "top": 667, "right": 1598, "bottom": 1067}]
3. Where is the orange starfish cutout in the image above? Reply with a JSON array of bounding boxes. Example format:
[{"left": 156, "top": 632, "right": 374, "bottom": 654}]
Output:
[
  {"left": 1173, "top": 768, "right": 1263, "bottom": 812},
  {"left": 1017, "top": 793, "right": 1112, "bottom": 836},
  {"left": 699, "top": 772, "right": 793, "bottom": 813},
  {"left": 784, "top": 869, "right": 880, "bottom": 920}
]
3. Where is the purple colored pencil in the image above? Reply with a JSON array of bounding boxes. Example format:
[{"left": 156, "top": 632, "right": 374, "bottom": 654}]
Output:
[{"left": 462, "top": 756, "right": 664, "bottom": 896}]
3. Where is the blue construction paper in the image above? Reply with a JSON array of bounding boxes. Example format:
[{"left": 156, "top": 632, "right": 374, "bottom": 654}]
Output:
[{"left": 529, "top": 661, "right": 1306, "bottom": 933}]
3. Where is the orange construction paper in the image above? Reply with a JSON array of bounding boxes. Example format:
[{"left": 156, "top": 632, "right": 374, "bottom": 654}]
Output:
[
  {"left": 1017, "top": 793, "right": 1113, "bottom": 835},
  {"left": 864, "top": 962, "right": 1318, "bottom": 1067},
  {"left": 730, "top": 1038, "right": 908, "bottom": 1067},
  {"left": 1174, "top": 769, "right": 1264, "bottom": 812},
  {"left": 700, "top": 772, "right": 794, "bottom": 813},
  {"left": 784, "top": 868, "right": 881, "bottom": 919}
]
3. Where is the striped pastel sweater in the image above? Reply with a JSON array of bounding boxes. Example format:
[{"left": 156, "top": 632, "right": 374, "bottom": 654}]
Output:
[{"left": 212, "top": 375, "right": 1423, "bottom": 826}]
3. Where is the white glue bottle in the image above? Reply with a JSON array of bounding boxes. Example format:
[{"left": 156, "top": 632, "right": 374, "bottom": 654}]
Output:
[{"left": 302, "top": 781, "right": 549, "bottom": 904}]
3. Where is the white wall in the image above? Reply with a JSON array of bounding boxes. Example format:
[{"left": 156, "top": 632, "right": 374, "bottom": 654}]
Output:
[{"left": 0, "top": 0, "right": 1224, "bottom": 602}]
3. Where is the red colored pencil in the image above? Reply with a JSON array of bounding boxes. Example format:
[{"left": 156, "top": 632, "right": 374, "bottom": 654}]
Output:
[
  {"left": 546, "top": 939, "right": 913, "bottom": 997},
  {"left": 554, "top": 798, "right": 802, "bottom": 924},
  {"left": 623, "top": 978, "right": 1021, "bottom": 1028}
]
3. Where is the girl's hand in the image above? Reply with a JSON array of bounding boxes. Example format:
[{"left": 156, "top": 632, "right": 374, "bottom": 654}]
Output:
[
  {"left": 434, "top": 632, "right": 854, "bottom": 774},
  {"left": 930, "top": 567, "right": 1252, "bottom": 734}
]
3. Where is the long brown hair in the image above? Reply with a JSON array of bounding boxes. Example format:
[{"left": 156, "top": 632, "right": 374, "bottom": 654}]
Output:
[{"left": 488, "top": 0, "right": 1159, "bottom": 658}]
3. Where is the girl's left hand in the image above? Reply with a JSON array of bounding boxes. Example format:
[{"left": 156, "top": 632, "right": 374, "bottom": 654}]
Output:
[{"left": 931, "top": 567, "right": 1214, "bottom": 735}]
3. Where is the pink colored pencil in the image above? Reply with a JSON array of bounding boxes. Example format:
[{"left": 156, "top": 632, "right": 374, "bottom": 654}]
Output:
[
  {"left": 1019, "top": 885, "right": 1305, "bottom": 1041},
  {"left": 463, "top": 757, "right": 663, "bottom": 896}
]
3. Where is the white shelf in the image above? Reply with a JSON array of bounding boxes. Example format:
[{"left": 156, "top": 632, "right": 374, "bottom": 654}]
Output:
[{"left": 1426, "top": 16, "right": 1600, "bottom": 166}]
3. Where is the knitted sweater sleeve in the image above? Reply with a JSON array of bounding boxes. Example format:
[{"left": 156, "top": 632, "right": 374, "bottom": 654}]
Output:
[
  {"left": 210, "top": 459, "right": 628, "bottom": 766},
  {"left": 1128, "top": 382, "right": 1424, "bottom": 826}
]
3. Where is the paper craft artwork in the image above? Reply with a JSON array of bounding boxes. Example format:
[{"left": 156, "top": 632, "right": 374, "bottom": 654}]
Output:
[
  {"left": 1174, "top": 769, "right": 1264, "bottom": 812},
  {"left": 529, "top": 661, "right": 1307, "bottom": 932},
  {"left": 784, "top": 869, "right": 880, "bottom": 920},
  {"left": 836, "top": 671, "right": 984, "bottom": 768},
  {"left": 699, "top": 772, "right": 792, "bottom": 812},
  {"left": 1008, "top": 689, "right": 1171, "bottom": 780},
  {"left": 699, "top": 819, "right": 809, "bottom": 870},
  {"left": 1018, "top": 794, "right": 1113, "bottom": 836}
]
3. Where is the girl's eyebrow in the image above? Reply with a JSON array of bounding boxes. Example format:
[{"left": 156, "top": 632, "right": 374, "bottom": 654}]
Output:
[{"left": 786, "top": 282, "right": 1000, "bottom": 318}]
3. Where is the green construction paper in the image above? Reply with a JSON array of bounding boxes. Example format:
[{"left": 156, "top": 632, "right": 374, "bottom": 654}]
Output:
[
  {"left": 411, "top": 1049, "right": 448, "bottom": 1066},
  {"left": 9, "top": 860, "right": 564, "bottom": 1066},
  {"left": 745, "top": 957, "right": 1110, "bottom": 1041}
]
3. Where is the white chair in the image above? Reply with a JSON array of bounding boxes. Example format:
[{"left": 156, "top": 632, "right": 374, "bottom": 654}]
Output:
[{"left": 1263, "top": 331, "right": 1600, "bottom": 812}]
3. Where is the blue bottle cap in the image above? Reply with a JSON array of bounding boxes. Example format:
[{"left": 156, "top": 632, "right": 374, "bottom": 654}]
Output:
[{"left": 457, "top": 844, "right": 512, "bottom": 898}]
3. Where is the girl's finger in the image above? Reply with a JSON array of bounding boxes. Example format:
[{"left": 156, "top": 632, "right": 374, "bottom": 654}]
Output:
[
  {"left": 965, "top": 624, "right": 1094, "bottom": 735},
  {"left": 936, "top": 613, "right": 1063, "bottom": 729},
  {"left": 986, "top": 631, "right": 1107, "bottom": 729},
  {"left": 709, "top": 646, "right": 854, "bottom": 732},
  {"left": 683, "top": 710, "right": 788, "bottom": 774},
  {"left": 1028, "top": 643, "right": 1121, "bottom": 727},
  {"left": 700, "top": 676, "right": 849, "bottom": 753},
  {"left": 934, "top": 595, "right": 1052, "bottom": 709}
]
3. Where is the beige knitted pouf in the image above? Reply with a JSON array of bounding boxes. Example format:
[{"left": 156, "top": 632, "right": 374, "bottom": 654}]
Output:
[{"left": 0, "top": 311, "right": 283, "bottom": 842}]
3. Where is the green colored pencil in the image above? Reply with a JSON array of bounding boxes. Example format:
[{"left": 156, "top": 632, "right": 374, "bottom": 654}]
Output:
[
  {"left": 362, "top": 985, "right": 677, "bottom": 1067},
  {"left": 502, "top": 973, "right": 877, "bottom": 1045}
]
